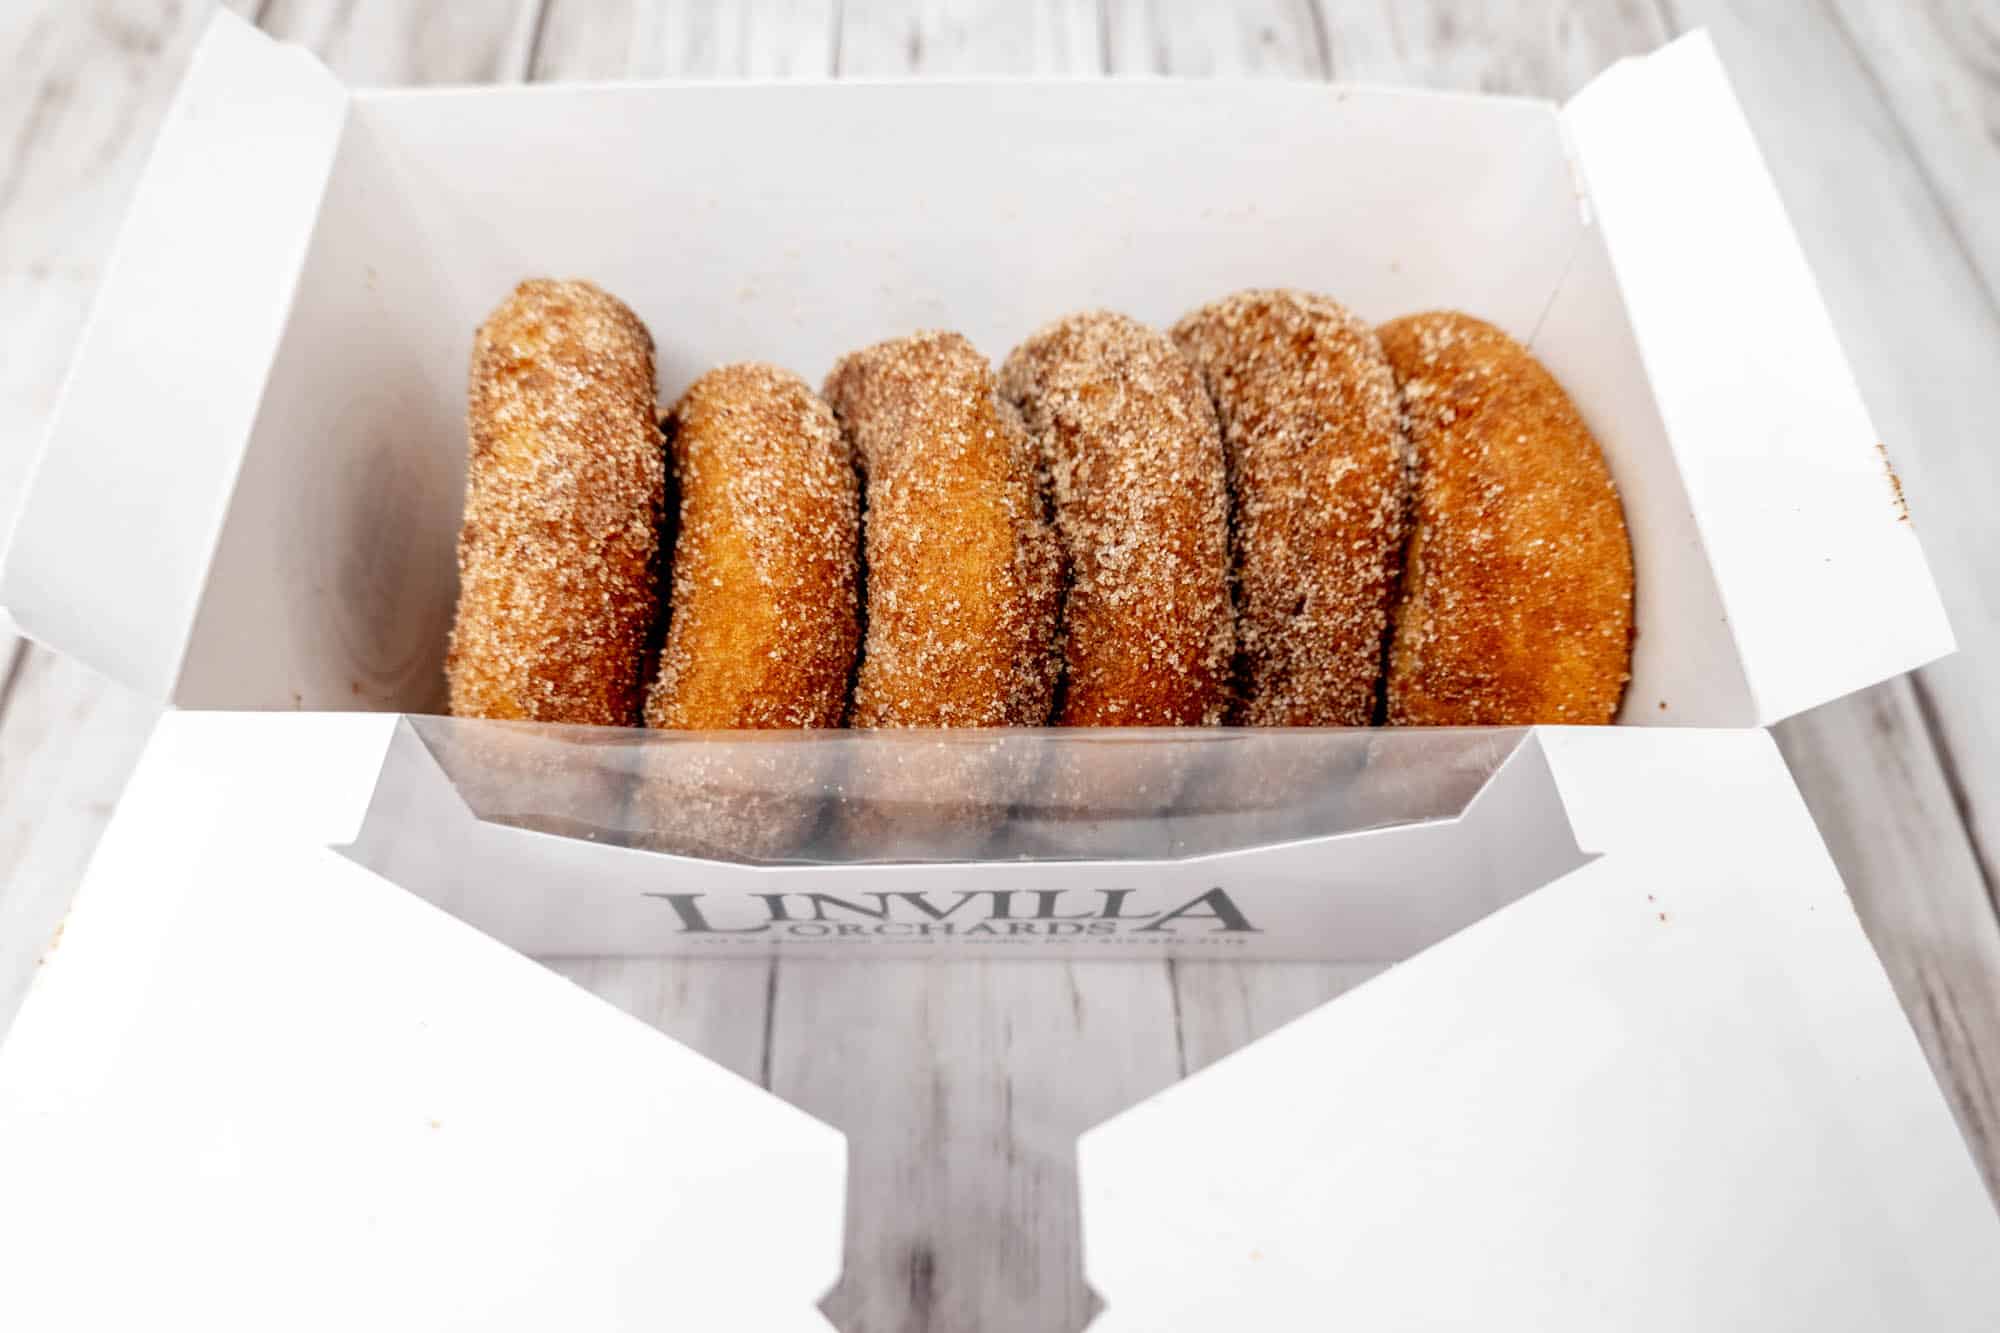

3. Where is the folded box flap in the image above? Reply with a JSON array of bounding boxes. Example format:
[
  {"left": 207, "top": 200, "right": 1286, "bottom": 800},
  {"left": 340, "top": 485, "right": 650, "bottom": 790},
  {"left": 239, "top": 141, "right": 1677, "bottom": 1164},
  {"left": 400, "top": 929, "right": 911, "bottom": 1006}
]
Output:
[
  {"left": 1562, "top": 31, "right": 1953, "bottom": 724},
  {"left": 0, "top": 710, "right": 847, "bottom": 1330},
  {"left": 0, "top": 10, "right": 348, "bottom": 699}
]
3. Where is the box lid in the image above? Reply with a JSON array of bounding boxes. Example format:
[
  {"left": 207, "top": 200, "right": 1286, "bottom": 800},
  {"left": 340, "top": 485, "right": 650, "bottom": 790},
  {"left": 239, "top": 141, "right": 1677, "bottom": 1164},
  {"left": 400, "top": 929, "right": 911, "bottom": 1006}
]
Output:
[{"left": 0, "top": 711, "right": 845, "bottom": 1331}]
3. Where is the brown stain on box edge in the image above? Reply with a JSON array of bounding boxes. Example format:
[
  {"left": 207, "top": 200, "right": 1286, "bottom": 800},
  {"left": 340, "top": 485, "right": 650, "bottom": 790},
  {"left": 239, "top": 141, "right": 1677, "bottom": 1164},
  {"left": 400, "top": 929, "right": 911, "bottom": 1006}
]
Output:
[
  {"left": 36, "top": 916, "right": 67, "bottom": 966},
  {"left": 1877, "top": 442, "right": 1911, "bottom": 522}
]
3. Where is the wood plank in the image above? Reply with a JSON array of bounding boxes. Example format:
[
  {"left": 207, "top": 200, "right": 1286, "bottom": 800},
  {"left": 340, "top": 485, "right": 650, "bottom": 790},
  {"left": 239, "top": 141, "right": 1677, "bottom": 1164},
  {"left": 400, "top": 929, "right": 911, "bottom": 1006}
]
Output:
[
  {"left": 1658, "top": 0, "right": 2000, "bottom": 1201},
  {"left": 1825, "top": 0, "right": 2000, "bottom": 300},
  {"left": 257, "top": 0, "right": 543, "bottom": 82},
  {"left": 771, "top": 959, "right": 1182, "bottom": 1333},
  {"left": 836, "top": 0, "right": 1101, "bottom": 75},
  {"left": 1103, "top": 0, "right": 1328, "bottom": 77},
  {"left": 1315, "top": 0, "right": 1668, "bottom": 93},
  {"left": 543, "top": 955, "right": 773, "bottom": 1084},
  {"left": 1171, "top": 960, "right": 1384, "bottom": 1072},
  {"left": 532, "top": 0, "right": 838, "bottom": 79}
]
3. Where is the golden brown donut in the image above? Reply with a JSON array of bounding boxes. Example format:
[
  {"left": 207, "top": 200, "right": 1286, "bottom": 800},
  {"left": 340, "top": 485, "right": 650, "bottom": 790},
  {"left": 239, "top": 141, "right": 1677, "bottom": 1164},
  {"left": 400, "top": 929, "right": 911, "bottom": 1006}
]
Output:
[
  {"left": 1172, "top": 289, "right": 1411, "bottom": 726},
  {"left": 1000, "top": 310, "right": 1234, "bottom": 727},
  {"left": 1377, "top": 311, "right": 1634, "bottom": 725},
  {"left": 824, "top": 330, "right": 1062, "bottom": 728},
  {"left": 644, "top": 363, "right": 859, "bottom": 730},
  {"left": 823, "top": 331, "right": 1061, "bottom": 857},
  {"left": 446, "top": 279, "right": 664, "bottom": 725},
  {"left": 630, "top": 363, "right": 860, "bottom": 862}
]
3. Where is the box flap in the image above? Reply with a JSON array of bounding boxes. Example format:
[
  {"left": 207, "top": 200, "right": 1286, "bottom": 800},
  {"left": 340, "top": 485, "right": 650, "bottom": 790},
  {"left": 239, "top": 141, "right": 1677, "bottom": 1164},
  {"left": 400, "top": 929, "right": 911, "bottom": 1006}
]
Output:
[
  {"left": 0, "top": 11, "right": 348, "bottom": 700},
  {"left": 1082, "top": 728, "right": 2000, "bottom": 1328},
  {"left": 0, "top": 712, "right": 846, "bottom": 1331},
  {"left": 1562, "top": 32, "right": 1954, "bottom": 724}
]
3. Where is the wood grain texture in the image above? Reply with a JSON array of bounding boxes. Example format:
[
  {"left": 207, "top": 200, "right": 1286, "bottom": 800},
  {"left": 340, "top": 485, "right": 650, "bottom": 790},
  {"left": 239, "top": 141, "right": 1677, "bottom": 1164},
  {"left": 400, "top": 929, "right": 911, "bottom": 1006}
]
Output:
[
  {"left": 770, "top": 960, "right": 1181, "bottom": 1333},
  {"left": 544, "top": 954, "right": 773, "bottom": 1084},
  {"left": 259, "top": 0, "right": 543, "bottom": 83},
  {"left": 1316, "top": 0, "right": 1668, "bottom": 91},
  {"left": 837, "top": 0, "right": 1102, "bottom": 74},
  {"left": 533, "top": 0, "right": 838, "bottom": 80},
  {"left": 1104, "top": 0, "right": 1328, "bottom": 76}
]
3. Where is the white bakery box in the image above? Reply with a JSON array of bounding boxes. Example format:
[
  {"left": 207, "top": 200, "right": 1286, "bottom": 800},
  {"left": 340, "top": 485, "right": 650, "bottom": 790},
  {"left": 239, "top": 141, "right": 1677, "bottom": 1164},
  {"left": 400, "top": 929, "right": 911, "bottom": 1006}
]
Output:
[{"left": 2, "top": 9, "right": 1997, "bottom": 1331}]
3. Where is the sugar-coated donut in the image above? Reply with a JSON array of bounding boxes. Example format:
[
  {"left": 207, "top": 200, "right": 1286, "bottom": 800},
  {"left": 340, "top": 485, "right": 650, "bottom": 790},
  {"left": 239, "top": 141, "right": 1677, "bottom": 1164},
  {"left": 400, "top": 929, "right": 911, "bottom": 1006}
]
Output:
[
  {"left": 632, "top": 362, "right": 860, "bottom": 863},
  {"left": 1173, "top": 289, "right": 1411, "bottom": 726},
  {"left": 645, "top": 362, "right": 859, "bottom": 730},
  {"left": 447, "top": 279, "right": 665, "bottom": 725},
  {"left": 1001, "top": 310, "right": 1234, "bottom": 727},
  {"left": 1377, "top": 311, "right": 1634, "bottom": 725},
  {"left": 825, "top": 330, "right": 1062, "bottom": 728}
]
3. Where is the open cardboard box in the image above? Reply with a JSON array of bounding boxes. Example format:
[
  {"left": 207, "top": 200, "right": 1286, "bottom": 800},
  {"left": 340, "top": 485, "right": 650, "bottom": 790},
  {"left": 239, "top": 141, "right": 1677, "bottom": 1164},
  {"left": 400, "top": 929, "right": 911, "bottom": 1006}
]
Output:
[{"left": 1, "top": 10, "right": 1996, "bottom": 1331}]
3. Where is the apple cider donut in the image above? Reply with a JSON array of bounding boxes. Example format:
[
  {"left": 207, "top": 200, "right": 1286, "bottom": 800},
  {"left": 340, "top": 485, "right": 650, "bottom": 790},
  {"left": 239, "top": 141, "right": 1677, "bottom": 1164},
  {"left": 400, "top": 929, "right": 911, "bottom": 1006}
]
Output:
[
  {"left": 447, "top": 279, "right": 665, "bottom": 726},
  {"left": 1377, "top": 311, "right": 1634, "bottom": 725},
  {"left": 1172, "top": 289, "right": 1412, "bottom": 726},
  {"left": 1000, "top": 310, "right": 1234, "bottom": 727},
  {"left": 824, "top": 330, "right": 1062, "bottom": 728},
  {"left": 644, "top": 363, "right": 859, "bottom": 730},
  {"left": 824, "top": 331, "right": 1061, "bottom": 857},
  {"left": 629, "top": 363, "right": 860, "bottom": 863}
]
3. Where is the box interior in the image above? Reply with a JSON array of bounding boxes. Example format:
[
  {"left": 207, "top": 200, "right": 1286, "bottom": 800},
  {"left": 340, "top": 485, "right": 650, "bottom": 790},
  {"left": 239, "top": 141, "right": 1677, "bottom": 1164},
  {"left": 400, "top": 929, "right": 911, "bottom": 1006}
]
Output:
[{"left": 175, "top": 77, "right": 1750, "bottom": 725}]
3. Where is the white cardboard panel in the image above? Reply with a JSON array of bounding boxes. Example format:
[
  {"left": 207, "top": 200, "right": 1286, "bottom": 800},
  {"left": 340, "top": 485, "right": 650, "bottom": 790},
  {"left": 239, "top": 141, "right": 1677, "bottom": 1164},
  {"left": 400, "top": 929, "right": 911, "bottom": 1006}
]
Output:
[
  {"left": 0, "top": 14, "right": 348, "bottom": 699},
  {"left": 0, "top": 713, "right": 846, "bottom": 1332},
  {"left": 176, "top": 110, "right": 464, "bottom": 712},
  {"left": 1080, "top": 728, "right": 2000, "bottom": 1330},
  {"left": 1563, "top": 34, "right": 1954, "bottom": 723},
  {"left": 351, "top": 77, "right": 1576, "bottom": 397}
]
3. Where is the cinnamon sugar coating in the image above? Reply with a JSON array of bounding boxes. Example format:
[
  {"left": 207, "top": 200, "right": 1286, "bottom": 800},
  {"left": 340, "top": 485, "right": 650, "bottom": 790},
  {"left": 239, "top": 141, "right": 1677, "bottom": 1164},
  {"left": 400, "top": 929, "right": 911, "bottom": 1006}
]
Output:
[
  {"left": 446, "top": 279, "right": 665, "bottom": 725},
  {"left": 824, "top": 330, "right": 1062, "bottom": 728},
  {"left": 1172, "top": 289, "right": 1412, "bottom": 726},
  {"left": 1377, "top": 311, "right": 1634, "bottom": 726},
  {"left": 645, "top": 363, "right": 859, "bottom": 730},
  {"left": 1001, "top": 310, "right": 1234, "bottom": 727}
]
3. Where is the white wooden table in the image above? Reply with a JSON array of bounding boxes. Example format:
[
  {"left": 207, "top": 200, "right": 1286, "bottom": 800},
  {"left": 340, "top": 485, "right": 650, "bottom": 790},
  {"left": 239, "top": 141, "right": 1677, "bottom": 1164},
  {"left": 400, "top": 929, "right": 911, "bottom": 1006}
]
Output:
[{"left": 4, "top": 1, "right": 1998, "bottom": 1325}]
